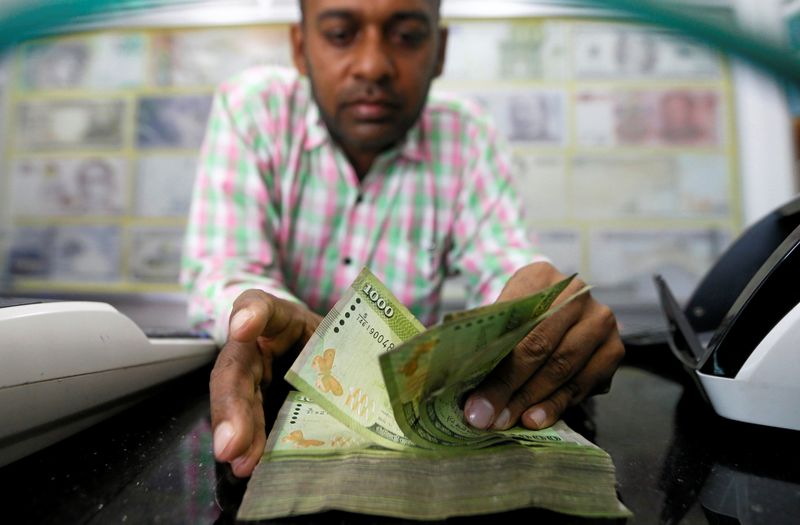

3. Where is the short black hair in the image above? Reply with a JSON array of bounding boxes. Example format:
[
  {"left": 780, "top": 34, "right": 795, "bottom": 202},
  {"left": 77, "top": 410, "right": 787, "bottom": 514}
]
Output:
[{"left": 299, "top": 0, "right": 442, "bottom": 21}]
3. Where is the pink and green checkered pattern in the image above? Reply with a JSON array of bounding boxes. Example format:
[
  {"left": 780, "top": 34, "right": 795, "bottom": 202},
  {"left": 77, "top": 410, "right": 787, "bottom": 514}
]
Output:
[{"left": 181, "top": 66, "right": 545, "bottom": 343}]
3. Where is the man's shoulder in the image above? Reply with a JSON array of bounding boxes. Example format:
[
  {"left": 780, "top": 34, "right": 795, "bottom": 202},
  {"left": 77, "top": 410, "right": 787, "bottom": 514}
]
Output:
[{"left": 217, "top": 65, "right": 310, "bottom": 111}]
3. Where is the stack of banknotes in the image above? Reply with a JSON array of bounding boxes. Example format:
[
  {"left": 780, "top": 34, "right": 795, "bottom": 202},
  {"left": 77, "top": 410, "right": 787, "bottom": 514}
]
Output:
[{"left": 237, "top": 268, "right": 631, "bottom": 521}]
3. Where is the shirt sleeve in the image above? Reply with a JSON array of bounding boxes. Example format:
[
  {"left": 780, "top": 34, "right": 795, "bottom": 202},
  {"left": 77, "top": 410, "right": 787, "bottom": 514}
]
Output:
[
  {"left": 180, "top": 83, "right": 301, "bottom": 344},
  {"left": 448, "top": 117, "right": 550, "bottom": 308}
]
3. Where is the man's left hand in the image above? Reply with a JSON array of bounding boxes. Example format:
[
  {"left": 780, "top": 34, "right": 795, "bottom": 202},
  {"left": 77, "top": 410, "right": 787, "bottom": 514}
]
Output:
[{"left": 463, "top": 261, "right": 624, "bottom": 430}]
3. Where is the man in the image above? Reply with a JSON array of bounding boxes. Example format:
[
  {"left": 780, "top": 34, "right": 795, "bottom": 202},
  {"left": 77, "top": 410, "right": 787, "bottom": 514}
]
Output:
[{"left": 181, "top": 0, "right": 624, "bottom": 479}]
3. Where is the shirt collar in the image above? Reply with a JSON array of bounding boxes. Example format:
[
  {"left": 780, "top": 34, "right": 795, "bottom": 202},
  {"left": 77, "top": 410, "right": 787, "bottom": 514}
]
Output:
[
  {"left": 303, "top": 100, "right": 328, "bottom": 151},
  {"left": 303, "top": 99, "right": 429, "bottom": 164}
]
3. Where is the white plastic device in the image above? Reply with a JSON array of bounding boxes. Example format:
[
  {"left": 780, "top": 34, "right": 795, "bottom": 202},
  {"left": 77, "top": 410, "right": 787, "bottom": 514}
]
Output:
[
  {"left": 0, "top": 300, "right": 217, "bottom": 467},
  {"left": 697, "top": 301, "right": 800, "bottom": 431}
]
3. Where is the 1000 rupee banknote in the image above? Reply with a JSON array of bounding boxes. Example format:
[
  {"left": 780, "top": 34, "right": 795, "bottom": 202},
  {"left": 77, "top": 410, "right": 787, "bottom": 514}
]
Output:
[
  {"left": 288, "top": 267, "right": 588, "bottom": 451},
  {"left": 379, "top": 276, "right": 590, "bottom": 449},
  {"left": 285, "top": 268, "right": 424, "bottom": 449}
]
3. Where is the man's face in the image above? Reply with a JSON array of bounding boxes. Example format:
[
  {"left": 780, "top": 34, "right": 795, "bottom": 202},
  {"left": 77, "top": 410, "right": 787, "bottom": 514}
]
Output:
[{"left": 292, "top": 0, "right": 447, "bottom": 154}]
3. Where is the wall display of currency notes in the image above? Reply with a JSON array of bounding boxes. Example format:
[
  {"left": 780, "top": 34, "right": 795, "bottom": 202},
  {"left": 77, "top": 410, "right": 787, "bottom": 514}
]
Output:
[
  {"left": 589, "top": 228, "right": 730, "bottom": 305},
  {"left": 152, "top": 27, "right": 292, "bottom": 87},
  {"left": 16, "top": 99, "right": 126, "bottom": 151},
  {"left": 134, "top": 155, "right": 197, "bottom": 218},
  {"left": 7, "top": 224, "right": 122, "bottom": 282},
  {"left": 437, "top": 18, "right": 740, "bottom": 308},
  {"left": 11, "top": 157, "right": 129, "bottom": 217},
  {"left": 0, "top": 17, "right": 739, "bottom": 306},
  {"left": 19, "top": 33, "right": 148, "bottom": 90},
  {"left": 239, "top": 269, "right": 630, "bottom": 521},
  {"left": 0, "top": 25, "right": 291, "bottom": 293}
]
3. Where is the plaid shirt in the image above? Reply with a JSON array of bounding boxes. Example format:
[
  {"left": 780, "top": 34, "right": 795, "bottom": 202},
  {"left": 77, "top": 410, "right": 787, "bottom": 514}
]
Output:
[{"left": 181, "top": 66, "right": 545, "bottom": 343}]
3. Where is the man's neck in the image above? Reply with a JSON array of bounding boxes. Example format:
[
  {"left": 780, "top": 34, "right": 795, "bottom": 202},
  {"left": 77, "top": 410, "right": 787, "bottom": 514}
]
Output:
[{"left": 346, "top": 150, "right": 379, "bottom": 181}]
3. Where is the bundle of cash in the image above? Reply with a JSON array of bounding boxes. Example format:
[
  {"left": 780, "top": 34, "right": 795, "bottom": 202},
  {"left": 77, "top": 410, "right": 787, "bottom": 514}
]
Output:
[{"left": 237, "top": 268, "right": 630, "bottom": 521}]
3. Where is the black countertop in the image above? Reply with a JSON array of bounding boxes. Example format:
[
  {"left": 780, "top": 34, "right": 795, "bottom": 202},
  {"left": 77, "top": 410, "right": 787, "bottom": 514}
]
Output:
[{"left": 2, "top": 342, "right": 799, "bottom": 524}]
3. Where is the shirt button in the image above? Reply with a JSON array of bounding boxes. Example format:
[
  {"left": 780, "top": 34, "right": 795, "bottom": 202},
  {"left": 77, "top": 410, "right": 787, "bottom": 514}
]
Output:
[
  {"left": 343, "top": 257, "right": 352, "bottom": 265},
  {"left": 355, "top": 193, "right": 364, "bottom": 205}
]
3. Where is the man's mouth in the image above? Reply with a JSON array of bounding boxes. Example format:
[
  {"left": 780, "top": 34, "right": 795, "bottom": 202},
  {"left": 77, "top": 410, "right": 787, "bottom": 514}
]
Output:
[{"left": 344, "top": 99, "right": 399, "bottom": 121}]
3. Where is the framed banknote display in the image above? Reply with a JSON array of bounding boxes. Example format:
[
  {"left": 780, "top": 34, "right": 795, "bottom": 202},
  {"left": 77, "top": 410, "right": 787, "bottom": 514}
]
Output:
[
  {"left": 511, "top": 154, "right": 568, "bottom": 222},
  {"left": 134, "top": 155, "right": 197, "bottom": 218},
  {"left": 11, "top": 157, "right": 130, "bottom": 217},
  {"left": 574, "top": 88, "right": 723, "bottom": 147},
  {"left": 571, "top": 154, "right": 730, "bottom": 219},
  {"left": 19, "top": 33, "right": 147, "bottom": 91},
  {"left": 588, "top": 228, "right": 732, "bottom": 305},
  {"left": 572, "top": 22, "right": 721, "bottom": 79},
  {"left": 444, "top": 20, "right": 569, "bottom": 81},
  {"left": 128, "top": 226, "right": 185, "bottom": 283},
  {"left": 7, "top": 224, "right": 122, "bottom": 283},
  {"left": 153, "top": 26, "right": 291, "bottom": 87},
  {"left": 0, "top": 15, "right": 745, "bottom": 306},
  {"left": 15, "top": 99, "right": 126, "bottom": 151},
  {"left": 136, "top": 94, "right": 213, "bottom": 150}
]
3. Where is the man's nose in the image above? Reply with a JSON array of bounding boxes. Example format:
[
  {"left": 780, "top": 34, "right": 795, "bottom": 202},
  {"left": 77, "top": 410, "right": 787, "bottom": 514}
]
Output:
[{"left": 351, "top": 28, "right": 394, "bottom": 83}]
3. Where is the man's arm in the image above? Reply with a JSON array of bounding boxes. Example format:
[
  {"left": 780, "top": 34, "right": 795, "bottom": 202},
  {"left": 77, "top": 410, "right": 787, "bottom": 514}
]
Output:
[
  {"left": 181, "top": 82, "right": 302, "bottom": 344},
  {"left": 181, "top": 76, "right": 316, "bottom": 477},
  {"left": 449, "top": 113, "right": 624, "bottom": 431}
]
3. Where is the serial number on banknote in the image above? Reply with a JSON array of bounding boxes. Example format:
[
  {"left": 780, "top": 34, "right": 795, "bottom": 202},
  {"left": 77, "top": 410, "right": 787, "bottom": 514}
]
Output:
[{"left": 356, "top": 311, "right": 395, "bottom": 351}]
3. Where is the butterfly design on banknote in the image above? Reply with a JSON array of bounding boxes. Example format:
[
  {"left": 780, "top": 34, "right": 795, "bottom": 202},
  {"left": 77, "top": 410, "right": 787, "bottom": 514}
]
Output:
[
  {"left": 281, "top": 430, "right": 325, "bottom": 448},
  {"left": 400, "top": 339, "right": 437, "bottom": 377},
  {"left": 312, "top": 348, "right": 343, "bottom": 396},
  {"left": 330, "top": 436, "right": 356, "bottom": 448}
]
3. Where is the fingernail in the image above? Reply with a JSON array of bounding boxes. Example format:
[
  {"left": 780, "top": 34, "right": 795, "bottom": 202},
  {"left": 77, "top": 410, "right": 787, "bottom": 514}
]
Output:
[
  {"left": 213, "top": 421, "right": 236, "bottom": 459},
  {"left": 231, "top": 455, "right": 249, "bottom": 474},
  {"left": 230, "top": 309, "right": 254, "bottom": 334},
  {"left": 492, "top": 408, "right": 511, "bottom": 430},
  {"left": 465, "top": 396, "right": 495, "bottom": 429},
  {"left": 526, "top": 407, "right": 548, "bottom": 429}
]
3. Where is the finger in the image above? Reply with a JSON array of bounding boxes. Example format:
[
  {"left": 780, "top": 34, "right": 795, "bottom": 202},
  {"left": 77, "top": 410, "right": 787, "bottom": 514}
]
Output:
[
  {"left": 209, "top": 340, "right": 264, "bottom": 465},
  {"left": 463, "top": 297, "right": 585, "bottom": 429},
  {"left": 229, "top": 386, "right": 267, "bottom": 478},
  {"left": 520, "top": 337, "right": 625, "bottom": 430},
  {"left": 497, "top": 303, "right": 616, "bottom": 427},
  {"left": 259, "top": 309, "right": 319, "bottom": 357},
  {"left": 494, "top": 261, "right": 566, "bottom": 303},
  {"left": 227, "top": 290, "right": 277, "bottom": 342},
  {"left": 230, "top": 291, "right": 321, "bottom": 358}
]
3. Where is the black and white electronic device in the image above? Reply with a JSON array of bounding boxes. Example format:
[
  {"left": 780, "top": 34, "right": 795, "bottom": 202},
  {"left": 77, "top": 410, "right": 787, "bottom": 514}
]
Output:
[
  {"left": 0, "top": 299, "right": 217, "bottom": 466},
  {"left": 655, "top": 196, "right": 800, "bottom": 431}
]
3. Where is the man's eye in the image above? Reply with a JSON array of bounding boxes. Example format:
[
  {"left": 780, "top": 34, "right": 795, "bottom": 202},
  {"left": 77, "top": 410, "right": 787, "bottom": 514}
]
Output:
[
  {"left": 323, "top": 28, "right": 354, "bottom": 46},
  {"left": 391, "top": 28, "right": 429, "bottom": 48}
]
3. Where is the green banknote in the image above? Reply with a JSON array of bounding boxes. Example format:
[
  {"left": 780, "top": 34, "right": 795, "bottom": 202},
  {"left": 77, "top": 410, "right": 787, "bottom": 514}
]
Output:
[
  {"left": 380, "top": 277, "right": 584, "bottom": 449},
  {"left": 285, "top": 268, "right": 425, "bottom": 449},
  {"left": 238, "top": 392, "right": 631, "bottom": 521},
  {"left": 257, "top": 268, "right": 631, "bottom": 521},
  {"left": 288, "top": 268, "right": 587, "bottom": 450}
]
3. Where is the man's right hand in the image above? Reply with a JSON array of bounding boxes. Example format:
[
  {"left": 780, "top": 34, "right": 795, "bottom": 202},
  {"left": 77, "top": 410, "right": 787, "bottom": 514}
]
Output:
[{"left": 209, "top": 290, "right": 321, "bottom": 478}]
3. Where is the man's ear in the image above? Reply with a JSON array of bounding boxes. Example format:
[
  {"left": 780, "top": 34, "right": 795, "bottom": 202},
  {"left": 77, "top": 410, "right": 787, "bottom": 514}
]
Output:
[
  {"left": 433, "top": 25, "right": 448, "bottom": 78},
  {"left": 290, "top": 23, "right": 308, "bottom": 76}
]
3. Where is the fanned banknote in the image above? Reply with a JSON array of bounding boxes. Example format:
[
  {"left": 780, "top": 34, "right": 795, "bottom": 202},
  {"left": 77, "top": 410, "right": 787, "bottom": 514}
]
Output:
[
  {"left": 240, "top": 268, "right": 631, "bottom": 521},
  {"left": 381, "top": 275, "right": 583, "bottom": 449},
  {"left": 285, "top": 269, "right": 425, "bottom": 449},
  {"left": 286, "top": 268, "right": 580, "bottom": 450}
]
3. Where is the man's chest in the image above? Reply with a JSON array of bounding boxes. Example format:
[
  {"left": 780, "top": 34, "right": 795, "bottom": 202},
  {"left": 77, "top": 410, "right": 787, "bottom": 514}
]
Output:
[{"left": 269, "top": 154, "right": 462, "bottom": 315}]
